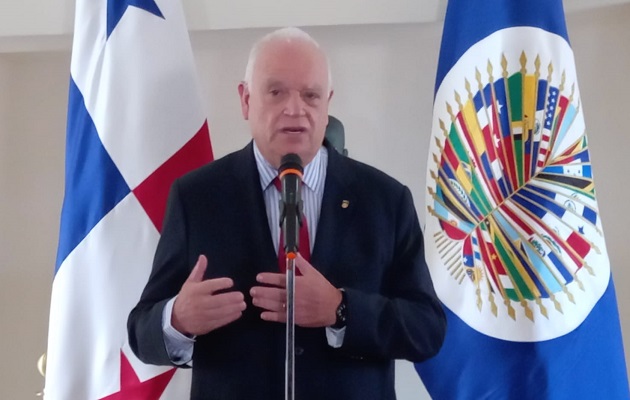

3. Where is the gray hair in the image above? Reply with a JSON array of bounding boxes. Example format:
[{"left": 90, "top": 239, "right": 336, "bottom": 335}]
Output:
[{"left": 243, "top": 27, "right": 333, "bottom": 92}]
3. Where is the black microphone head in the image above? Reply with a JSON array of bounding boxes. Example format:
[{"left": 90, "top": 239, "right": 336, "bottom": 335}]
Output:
[{"left": 279, "top": 153, "right": 303, "bottom": 174}]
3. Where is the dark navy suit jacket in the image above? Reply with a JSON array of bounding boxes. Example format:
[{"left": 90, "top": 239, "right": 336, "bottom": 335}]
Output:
[{"left": 128, "top": 141, "right": 446, "bottom": 399}]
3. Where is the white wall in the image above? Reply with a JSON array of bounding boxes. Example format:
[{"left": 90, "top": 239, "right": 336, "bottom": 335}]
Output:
[
  {"left": 1, "top": 0, "right": 629, "bottom": 39},
  {"left": 0, "top": 52, "right": 68, "bottom": 397},
  {"left": 1, "top": 0, "right": 629, "bottom": 52},
  {"left": 0, "top": 3, "right": 629, "bottom": 399},
  {"left": 569, "top": 4, "right": 630, "bottom": 350}
]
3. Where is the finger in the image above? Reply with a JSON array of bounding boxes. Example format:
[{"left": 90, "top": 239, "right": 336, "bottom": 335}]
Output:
[
  {"left": 260, "top": 310, "right": 287, "bottom": 323},
  {"left": 250, "top": 286, "right": 286, "bottom": 302},
  {"left": 295, "top": 253, "right": 317, "bottom": 276},
  {"left": 197, "top": 277, "right": 235, "bottom": 294},
  {"left": 252, "top": 296, "right": 285, "bottom": 312},
  {"left": 256, "top": 272, "right": 286, "bottom": 287},
  {"left": 194, "top": 295, "right": 246, "bottom": 325},
  {"left": 195, "top": 309, "right": 245, "bottom": 335},
  {"left": 186, "top": 255, "right": 208, "bottom": 283},
  {"left": 201, "top": 291, "right": 246, "bottom": 309}
]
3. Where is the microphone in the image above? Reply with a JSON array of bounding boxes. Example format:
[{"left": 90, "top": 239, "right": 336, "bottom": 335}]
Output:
[{"left": 278, "top": 153, "right": 304, "bottom": 258}]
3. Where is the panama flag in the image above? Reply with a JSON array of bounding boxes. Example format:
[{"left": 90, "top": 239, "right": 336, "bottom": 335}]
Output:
[
  {"left": 45, "top": 0, "right": 213, "bottom": 398},
  {"left": 416, "top": 0, "right": 629, "bottom": 398}
]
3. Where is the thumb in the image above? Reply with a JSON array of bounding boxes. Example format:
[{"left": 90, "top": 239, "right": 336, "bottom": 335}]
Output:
[
  {"left": 295, "top": 253, "right": 316, "bottom": 276},
  {"left": 186, "top": 254, "right": 208, "bottom": 283}
]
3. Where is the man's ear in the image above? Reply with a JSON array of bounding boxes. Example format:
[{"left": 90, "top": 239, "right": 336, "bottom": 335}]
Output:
[{"left": 238, "top": 82, "right": 250, "bottom": 120}]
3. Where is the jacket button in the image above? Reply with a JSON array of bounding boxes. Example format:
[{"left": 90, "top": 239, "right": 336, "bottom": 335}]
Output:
[{"left": 295, "top": 346, "right": 304, "bottom": 356}]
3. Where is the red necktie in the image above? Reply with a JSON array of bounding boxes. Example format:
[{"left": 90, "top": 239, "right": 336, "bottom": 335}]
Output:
[{"left": 273, "top": 178, "right": 311, "bottom": 273}]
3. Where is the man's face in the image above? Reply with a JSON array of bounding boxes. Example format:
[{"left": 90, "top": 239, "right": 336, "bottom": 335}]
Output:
[{"left": 239, "top": 39, "right": 333, "bottom": 168}]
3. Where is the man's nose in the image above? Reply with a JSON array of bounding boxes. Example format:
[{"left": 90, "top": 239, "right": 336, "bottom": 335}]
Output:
[{"left": 283, "top": 91, "right": 306, "bottom": 116}]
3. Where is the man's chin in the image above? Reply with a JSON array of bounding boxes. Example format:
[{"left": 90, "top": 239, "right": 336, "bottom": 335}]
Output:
[
  {"left": 275, "top": 146, "right": 313, "bottom": 165},
  {"left": 276, "top": 139, "right": 308, "bottom": 156}
]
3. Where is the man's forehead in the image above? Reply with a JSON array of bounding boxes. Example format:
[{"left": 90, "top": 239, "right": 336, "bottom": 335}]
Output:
[
  {"left": 262, "top": 77, "right": 325, "bottom": 91},
  {"left": 254, "top": 60, "right": 329, "bottom": 90}
]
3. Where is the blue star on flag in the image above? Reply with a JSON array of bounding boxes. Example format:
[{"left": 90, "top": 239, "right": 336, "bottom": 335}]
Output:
[{"left": 107, "top": 0, "right": 164, "bottom": 38}]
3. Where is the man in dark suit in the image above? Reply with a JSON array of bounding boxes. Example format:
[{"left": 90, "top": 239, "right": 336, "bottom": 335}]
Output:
[{"left": 128, "top": 27, "right": 446, "bottom": 399}]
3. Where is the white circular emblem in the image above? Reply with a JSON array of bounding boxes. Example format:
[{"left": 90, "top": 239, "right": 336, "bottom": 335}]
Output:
[{"left": 425, "top": 27, "right": 610, "bottom": 342}]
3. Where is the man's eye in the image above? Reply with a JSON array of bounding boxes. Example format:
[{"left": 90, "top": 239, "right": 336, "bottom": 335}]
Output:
[
  {"left": 269, "top": 89, "right": 281, "bottom": 96},
  {"left": 304, "top": 92, "right": 320, "bottom": 100}
]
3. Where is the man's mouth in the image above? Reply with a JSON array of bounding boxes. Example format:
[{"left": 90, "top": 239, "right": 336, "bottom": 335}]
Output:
[{"left": 280, "top": 126, "right": 307, "bottom": 134}]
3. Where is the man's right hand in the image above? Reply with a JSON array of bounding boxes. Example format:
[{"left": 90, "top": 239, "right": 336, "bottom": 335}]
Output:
[{"left": 171, "top": 255, "right": 247, "bottom": 336}]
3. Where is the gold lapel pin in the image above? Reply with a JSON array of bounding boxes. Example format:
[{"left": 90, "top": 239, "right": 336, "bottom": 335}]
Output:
[{"left": 341, "top": 200, "right": 350, "bottom": 209}]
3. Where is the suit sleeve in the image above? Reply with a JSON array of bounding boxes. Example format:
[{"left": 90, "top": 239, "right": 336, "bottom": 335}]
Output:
[
  {"left": 127, "top": 179, "right": 192, "bottom": 367},
  {"left": 339, "top": 186, "right": 446, "bottom": 362}
]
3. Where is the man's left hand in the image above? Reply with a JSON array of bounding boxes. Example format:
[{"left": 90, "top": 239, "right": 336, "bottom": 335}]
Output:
[{"left": 250, "top": 253, "right": 342, "bottom": 328}]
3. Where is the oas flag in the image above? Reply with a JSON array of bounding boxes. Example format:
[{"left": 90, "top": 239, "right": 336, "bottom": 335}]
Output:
[
  {"left": 45, "top": 0, "right": 213, "bottom": 398},
  {"left": 416, "top": 0, "right": 629, "bottom": 398}
]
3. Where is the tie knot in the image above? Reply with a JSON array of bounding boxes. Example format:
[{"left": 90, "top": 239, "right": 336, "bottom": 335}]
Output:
[{"left": 272, "top": 176, "right": 282, "bottom": 192}]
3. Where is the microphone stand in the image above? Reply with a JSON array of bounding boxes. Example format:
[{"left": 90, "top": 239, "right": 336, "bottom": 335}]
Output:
[
  {"left": 278, "top": 163, "right": 303, "bottom": 400},
  {"left": 285, "top": 254, "right": 296, "bottom": 400},
  {"left": 280, "top": 187, "right": 302, "bottom": 400},
  {"left": 280, "top": 206, "right": 301, "bottom": 400}
]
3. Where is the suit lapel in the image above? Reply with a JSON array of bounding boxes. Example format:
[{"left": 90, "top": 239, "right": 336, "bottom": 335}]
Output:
[
  {"left": 311, "top": 146, "right": 357, "bottom": 278},
  {"left": 231, "top": 142, "right": 279, "bottom": 273}
]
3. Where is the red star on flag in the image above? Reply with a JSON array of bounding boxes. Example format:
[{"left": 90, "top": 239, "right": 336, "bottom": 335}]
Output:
[{"left": 100, "top": 351, "right": 177, "bottom": 400}]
